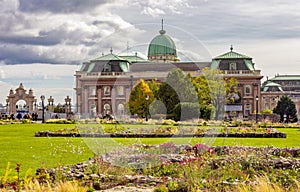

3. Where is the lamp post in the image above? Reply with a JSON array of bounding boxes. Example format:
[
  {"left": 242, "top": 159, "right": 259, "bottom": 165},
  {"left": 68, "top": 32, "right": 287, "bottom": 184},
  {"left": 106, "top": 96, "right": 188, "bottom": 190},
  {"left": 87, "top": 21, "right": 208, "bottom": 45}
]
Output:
[
  {"left": 255, "top": 95, "right": 259, "bottom": 123},
  {"left": 40, "top": 95, "right": 45, "bottom": 123},
  {"left": 145, "top": 95, "right": 149, "bottom": 122}
]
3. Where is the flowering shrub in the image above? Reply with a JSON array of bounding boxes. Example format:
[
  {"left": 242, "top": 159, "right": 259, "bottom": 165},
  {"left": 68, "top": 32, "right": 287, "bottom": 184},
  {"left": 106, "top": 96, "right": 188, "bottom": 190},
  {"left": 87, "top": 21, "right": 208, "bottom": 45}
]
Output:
[
  {"left": 192, "top": 144, "right": 212, "bottom": 156},
  {"left": 45, "top": 119, "right": 74, "bottom": 124}
]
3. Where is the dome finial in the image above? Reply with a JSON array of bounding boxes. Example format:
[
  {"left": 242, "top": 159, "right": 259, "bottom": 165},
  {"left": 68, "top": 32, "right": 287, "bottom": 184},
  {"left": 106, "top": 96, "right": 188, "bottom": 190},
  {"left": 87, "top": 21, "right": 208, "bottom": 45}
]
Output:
[
  {"left": 230, "top": 45, "right": 233, "bottom": 52},
  {"left": 110, "top": 47, "right": 113, "bottom": 54},
  {"left": 159, "top": 18, "right": 166, "bottom": 35}
]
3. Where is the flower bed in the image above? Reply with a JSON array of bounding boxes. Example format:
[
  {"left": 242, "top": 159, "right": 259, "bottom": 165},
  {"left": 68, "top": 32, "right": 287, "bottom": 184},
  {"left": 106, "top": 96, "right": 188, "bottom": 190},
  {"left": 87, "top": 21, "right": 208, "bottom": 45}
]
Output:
[
  {"left": 35, "top": 126, "right": 287, "bottom": 138},
  {"left": 35, "top": 131, "right": 287, "bottom": 138},
  {"left": 35, "top": 143, "right": 300, "bottom": 191}
]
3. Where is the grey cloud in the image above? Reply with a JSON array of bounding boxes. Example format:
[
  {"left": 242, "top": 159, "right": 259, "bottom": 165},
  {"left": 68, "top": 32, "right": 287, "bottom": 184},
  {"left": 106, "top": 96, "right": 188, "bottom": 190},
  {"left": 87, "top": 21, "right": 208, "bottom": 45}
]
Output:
[
  {"left": 0, "top": 46, "right": 56, "bottom": 64},
  {"left": 0, "top": 44, "right": 81, "bottom": 64},
  {"left": 0, "top": 34, "right": 61, "bottom": 46},
  {"left": 19, "top": 0, "right": 111, "bottom": 13}
]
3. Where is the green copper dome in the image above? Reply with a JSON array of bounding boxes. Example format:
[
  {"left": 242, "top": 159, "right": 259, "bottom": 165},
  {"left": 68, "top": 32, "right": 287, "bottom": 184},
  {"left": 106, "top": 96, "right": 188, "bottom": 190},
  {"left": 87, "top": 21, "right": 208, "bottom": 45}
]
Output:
[{"left": 147, "top": 28, "right": 179, "bottom": 62}]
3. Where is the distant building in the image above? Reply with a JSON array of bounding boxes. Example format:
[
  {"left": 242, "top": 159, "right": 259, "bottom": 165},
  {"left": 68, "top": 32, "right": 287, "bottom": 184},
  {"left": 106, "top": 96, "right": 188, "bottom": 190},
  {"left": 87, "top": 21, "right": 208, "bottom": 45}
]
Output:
[{"left": 261, "top": 75, "right": 300, "bottom": 118}]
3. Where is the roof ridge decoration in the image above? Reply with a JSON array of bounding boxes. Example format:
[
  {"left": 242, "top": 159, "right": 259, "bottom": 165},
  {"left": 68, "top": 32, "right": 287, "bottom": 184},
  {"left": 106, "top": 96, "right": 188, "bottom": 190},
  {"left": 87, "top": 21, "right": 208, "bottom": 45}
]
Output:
[{"left": 93, "top": 51, "right": 126, "bottom": 61}]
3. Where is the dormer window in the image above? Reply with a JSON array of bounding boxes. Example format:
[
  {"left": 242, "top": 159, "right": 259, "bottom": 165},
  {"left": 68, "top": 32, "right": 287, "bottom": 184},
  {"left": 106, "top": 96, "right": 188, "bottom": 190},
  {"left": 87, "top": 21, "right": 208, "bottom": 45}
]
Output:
[
  {"left": 229, "top": 62, "right": 237, "bottom": 70},
  {"left": 103, "top": 63, "right": 111, "bottom": 72}
]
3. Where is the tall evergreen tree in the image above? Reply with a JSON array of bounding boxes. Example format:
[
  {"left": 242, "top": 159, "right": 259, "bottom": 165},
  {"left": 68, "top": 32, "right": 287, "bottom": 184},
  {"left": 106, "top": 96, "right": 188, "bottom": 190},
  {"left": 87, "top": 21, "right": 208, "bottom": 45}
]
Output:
[
  {"left": 158, "top": 68, "right": 198, "bottom": 119},
  {"left": 273, "top": 95, "right": 298, "bottom": 123}
]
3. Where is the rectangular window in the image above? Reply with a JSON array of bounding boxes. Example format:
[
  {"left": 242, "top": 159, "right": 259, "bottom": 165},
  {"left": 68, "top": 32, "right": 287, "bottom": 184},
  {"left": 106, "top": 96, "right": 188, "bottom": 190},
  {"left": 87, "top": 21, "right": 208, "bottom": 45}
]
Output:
[
  {"left": 244, "top": 103, "right": 251, "bottom": 117},
  {"left": 103, "top": 86, "right": 110, "bottom": 96},
  {"left": 244, "top": 85, "right": 251, "bottom": 95},
  {"left": 117, "top": 86, "right": 124, "bottom": 96},
  {"left": 89, "top": 87, "right": 96, "bottom": 96}
]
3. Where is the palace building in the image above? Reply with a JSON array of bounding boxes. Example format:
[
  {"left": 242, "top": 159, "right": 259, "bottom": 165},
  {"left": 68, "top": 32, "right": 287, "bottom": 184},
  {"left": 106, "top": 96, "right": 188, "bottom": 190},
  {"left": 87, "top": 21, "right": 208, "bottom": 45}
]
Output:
[
  {"left": 261, "top": 75, "right": 300, "bottom": 118},
  {"left": 211, "top": 47, "right": 263, "bottom": 119},
  {"left": 75, "top": 21, "right": 266, "bottom": 120}
]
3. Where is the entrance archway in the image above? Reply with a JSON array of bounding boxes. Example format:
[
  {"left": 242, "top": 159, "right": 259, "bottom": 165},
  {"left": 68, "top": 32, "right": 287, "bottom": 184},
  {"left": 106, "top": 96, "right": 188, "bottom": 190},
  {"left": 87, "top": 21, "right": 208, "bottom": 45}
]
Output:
[
  {"left": 6, "top": 83, "right": 36, "bottom": 114},
  {"left": 16, "top": 100, "right": 27, "bottom": 111}
]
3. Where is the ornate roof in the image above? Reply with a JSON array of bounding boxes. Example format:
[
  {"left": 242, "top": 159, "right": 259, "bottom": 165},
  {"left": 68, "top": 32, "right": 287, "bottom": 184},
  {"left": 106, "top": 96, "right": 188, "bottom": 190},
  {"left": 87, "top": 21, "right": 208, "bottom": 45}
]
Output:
[
  {"left": 92, "top": 52, "right": 126, "bottom": 61},
  {"left": 214, "top": 47, "right": 252, "bottom": 60},
  {"left": 211, "top": 46, "right": 255, "bottom": 71},
  {"left": 147, "top": 20, "right": 178, "bottom": 60},
  {"left": 80, "top": 51, "right": 130, "bottom": 73},
  {"left": 148, "top": 30, "right": 177, "bottom": 56},
  {"left": 119, "top": 55, "right": 148, "bottom": 63},
  {"left": 270, "top": 75, "right": 300, "bottom": 81},
  {"left": 263, "top": 81, "right": 283, "bottom": 92}
]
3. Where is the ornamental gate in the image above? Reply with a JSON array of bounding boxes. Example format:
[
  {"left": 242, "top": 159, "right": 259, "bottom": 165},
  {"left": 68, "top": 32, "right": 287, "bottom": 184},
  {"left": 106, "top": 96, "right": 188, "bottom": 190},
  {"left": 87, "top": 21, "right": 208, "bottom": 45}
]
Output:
[{"left": 6, "top": 83, "right": 36, "bottom": 114}]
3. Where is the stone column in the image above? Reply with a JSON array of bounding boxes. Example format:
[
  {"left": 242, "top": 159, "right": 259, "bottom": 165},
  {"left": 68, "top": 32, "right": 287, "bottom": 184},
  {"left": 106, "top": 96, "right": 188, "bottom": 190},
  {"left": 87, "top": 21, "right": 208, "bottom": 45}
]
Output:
[
  {"left": 84, "top": 86, "right": 89, "bottom": 117},
  {"left": 111, "top": 87, "right": 116, "bottom": 115},
  {"left": 97, "top": 87, "right": 102, "bottom": 116}
]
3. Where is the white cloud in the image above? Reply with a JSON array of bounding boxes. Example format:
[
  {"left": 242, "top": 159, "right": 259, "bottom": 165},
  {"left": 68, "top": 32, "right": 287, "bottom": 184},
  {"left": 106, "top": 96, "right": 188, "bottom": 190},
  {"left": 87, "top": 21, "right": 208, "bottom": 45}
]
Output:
[
  {"left": 141, "top": 7, "right": 165, "bottom": 17},
  {"left": 0, "top": 0, "right": 300, "bottom": 105}
]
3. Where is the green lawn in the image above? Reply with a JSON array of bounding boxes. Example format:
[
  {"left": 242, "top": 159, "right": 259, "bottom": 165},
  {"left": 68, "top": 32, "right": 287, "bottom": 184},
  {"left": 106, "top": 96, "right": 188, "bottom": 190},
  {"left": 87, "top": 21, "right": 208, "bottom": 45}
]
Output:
[
  {"left": 0, "top": 124, "right": 299, "bottom": 178},
  {"left": 0, "top": 124, "right": 93, "bottom": 177}
]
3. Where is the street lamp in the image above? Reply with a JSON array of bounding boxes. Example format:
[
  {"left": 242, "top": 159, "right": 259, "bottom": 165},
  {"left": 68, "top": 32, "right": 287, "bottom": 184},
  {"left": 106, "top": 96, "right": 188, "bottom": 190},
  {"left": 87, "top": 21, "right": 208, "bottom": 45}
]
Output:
[
  {"left": 255, "top": 95, "right": 259, "bottom": 123},
  {"left": 145, "top": 95, "right": 149, "bottom": 122},
  {"left": 40, "top": 95, "right": 45, "bottom": 123}
]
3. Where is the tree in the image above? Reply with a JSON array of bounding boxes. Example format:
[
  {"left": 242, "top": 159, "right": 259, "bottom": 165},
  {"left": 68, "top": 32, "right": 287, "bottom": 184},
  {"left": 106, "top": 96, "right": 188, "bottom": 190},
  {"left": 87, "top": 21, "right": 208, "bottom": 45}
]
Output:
[
  {"left": 158, "top": 68, "right": 199, "bottom": 119},
  {"left": 147, "top": 79, "right": 160, "bottom": 99},
  {"left": 225, "top": 77, "right": 240, "bottom": 104},
  {"left": 201, "top": 67, "right": 227, "bottom": 120},
  {"left": 273, "top": 95, "right": 298, "bottom": 123},
  {"left": 128, "top": 79, "right": 154, "bottom": 117},
  {"left": 191, "top": 75, "right": 212, "bottom": 120}
]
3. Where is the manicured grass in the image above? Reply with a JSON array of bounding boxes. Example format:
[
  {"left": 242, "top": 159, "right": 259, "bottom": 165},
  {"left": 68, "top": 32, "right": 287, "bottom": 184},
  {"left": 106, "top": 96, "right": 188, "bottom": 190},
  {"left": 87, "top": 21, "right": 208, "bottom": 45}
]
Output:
[
  {"left": 0, "top": 124, "right": 93, "bottom": 177},
  {"left": 0, "top": 124, "right": 299, "bottom": 178}
]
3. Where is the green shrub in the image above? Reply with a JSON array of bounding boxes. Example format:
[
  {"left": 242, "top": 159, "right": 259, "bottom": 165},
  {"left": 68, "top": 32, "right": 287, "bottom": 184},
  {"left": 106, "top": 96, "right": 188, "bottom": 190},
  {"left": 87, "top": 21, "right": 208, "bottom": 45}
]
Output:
[
  {"left": 45, "top": 119, "right": 75, "bottom": 124},
  {"left": 174, "top": 102, "right": 200, "bottom": 121},
  {"left": 161, "top": 119, "right": 176, "bottom": 125},
  {"left": 261, "top": 109, "right": 273, "bottom": 114}
]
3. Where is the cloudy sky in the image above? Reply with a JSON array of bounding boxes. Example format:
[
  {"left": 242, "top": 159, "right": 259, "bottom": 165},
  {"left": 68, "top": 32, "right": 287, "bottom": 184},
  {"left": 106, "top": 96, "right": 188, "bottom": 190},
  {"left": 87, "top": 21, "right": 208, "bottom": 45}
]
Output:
[{"left": 1, "top": 0, "right": 300, "bottom": 105}]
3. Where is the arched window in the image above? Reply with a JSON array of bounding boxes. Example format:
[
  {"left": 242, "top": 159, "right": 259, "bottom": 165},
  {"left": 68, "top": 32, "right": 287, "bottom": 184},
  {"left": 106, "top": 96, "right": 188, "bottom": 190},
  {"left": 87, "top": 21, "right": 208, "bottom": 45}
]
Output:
[
  {"left": 103, "top": 103, "right": 111, "bottom": 115},
  {"left": 90, "top": 103, "right": 96, "bottom": 118},
  {"left": 117, "top": 103, "right": 125, "bottom": 116}
]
